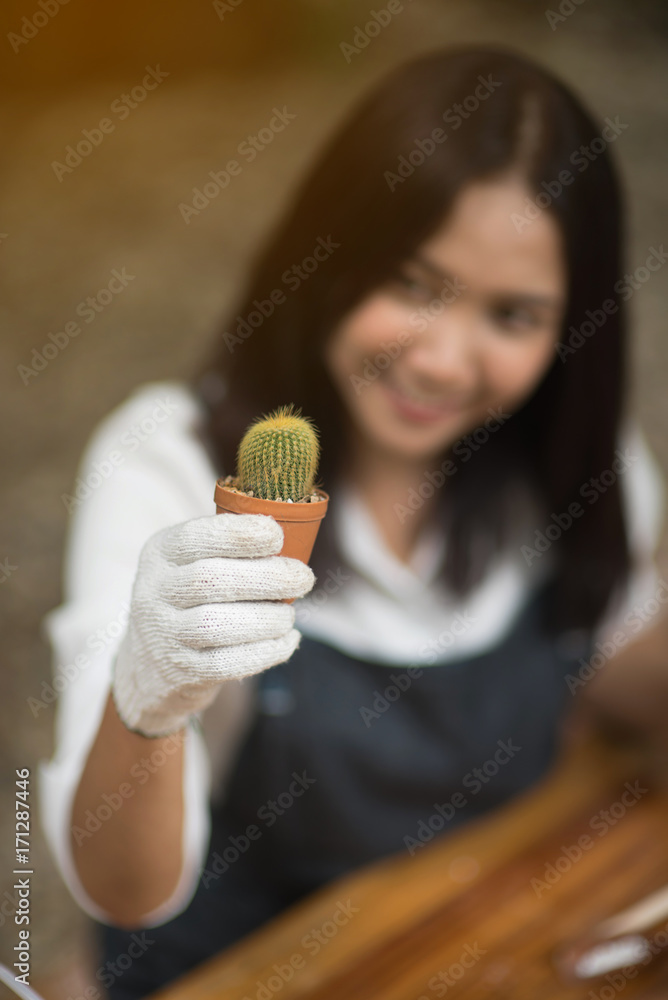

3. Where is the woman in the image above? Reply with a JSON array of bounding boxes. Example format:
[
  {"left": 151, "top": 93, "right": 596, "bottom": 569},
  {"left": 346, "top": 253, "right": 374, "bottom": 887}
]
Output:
[{"left": 39, "top": 47, "right": 667, "bottom": 998}]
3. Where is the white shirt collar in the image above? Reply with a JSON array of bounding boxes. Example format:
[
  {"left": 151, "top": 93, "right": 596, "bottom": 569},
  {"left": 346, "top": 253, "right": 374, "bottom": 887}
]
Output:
[{"left": 332, "top": 480, "right": 447, "bottom": 602}]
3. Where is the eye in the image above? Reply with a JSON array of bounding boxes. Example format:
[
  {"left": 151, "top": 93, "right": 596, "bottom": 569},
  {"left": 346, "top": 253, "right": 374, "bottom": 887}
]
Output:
[
  {"left": 490, "top": 303, "right": 541, "bottom": 332},
  {"left": 388, "top": 267, "right": 434, "bottom": 302}
]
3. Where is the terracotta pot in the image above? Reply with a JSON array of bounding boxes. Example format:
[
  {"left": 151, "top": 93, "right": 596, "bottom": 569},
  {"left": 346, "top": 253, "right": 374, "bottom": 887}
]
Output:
[{"left": 214, "top": 480, "right": 329, "bottom": 603}]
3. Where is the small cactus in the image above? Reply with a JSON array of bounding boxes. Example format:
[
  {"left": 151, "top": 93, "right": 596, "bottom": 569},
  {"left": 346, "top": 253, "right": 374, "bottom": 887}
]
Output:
[{"left": 236, "top": 404, "right": 320, "bottom": 502}]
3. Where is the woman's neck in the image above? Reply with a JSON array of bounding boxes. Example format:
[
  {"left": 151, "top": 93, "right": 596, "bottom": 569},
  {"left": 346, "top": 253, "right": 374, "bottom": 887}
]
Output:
[{"left": 342, "top": 434, "right": 443, "bottom": 566}]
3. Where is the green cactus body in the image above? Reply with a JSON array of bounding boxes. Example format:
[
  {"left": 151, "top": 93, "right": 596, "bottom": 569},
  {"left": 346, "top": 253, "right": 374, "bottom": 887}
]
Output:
[{"left": 236, "top": 405, "right": 320, "bottom": 502}]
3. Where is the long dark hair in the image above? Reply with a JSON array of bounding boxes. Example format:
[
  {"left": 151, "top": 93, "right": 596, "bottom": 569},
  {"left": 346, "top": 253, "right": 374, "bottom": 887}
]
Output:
[{"left": 194, "top": 47, "right": 630, "bottom": 634}]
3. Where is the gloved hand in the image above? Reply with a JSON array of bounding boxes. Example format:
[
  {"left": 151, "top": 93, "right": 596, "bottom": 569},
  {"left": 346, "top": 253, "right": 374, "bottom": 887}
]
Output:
[{"left": 111, "top": 512, "right": 314, "bottom": 737}]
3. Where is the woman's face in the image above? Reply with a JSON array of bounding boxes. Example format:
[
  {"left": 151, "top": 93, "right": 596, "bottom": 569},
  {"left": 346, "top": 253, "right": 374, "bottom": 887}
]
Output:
[{"left": 324, "top": 176, "right": 567, "bottom": 463}]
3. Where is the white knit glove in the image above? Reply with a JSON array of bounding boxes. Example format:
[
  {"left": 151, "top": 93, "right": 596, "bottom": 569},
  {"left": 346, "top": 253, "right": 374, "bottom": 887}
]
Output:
[{"left": 111, "top": 513, "right": 315, "bottom": 737}]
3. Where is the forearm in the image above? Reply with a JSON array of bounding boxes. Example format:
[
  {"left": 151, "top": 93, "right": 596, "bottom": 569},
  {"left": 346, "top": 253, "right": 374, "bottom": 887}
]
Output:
[
  {"left": 70, "top": 689, "right": 186, "bottom": 927},
  {"left": 581, "top": 617, "right": 668, "bottom": 736}
]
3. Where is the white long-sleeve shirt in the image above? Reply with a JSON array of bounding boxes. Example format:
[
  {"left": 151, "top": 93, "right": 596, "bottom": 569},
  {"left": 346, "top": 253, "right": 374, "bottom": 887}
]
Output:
[{"left": 37, "top": 381, "right": 666, "bottom": 927}]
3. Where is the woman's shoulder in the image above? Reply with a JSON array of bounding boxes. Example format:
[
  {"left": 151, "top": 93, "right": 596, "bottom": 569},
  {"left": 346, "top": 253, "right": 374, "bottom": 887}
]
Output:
[
  {"left": 77, "top": 380, "right": 206, "bottom": 467},
  {"left": 58, "top": 381, "right": 220, "bottom": 600},
  {"left": 70, "top": 379, "right": 219, "bottom": 514}
]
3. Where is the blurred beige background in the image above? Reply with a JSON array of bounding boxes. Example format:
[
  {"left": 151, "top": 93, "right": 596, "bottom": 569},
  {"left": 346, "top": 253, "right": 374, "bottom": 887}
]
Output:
[{"left": 1, "top": 0, "right": 667, "bottom": 996}]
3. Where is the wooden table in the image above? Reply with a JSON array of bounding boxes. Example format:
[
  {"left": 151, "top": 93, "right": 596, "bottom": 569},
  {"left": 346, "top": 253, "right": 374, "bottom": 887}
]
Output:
[{"left": 153, "top": 737, "right": 668, "bottom": 999}]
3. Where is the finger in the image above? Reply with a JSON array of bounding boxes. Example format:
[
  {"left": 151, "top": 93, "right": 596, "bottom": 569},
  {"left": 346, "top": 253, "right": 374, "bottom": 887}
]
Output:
[
  {"left": 164, "top": 555, "right": 315, "bottom": 607},
  {"left": 161, "top": 513, "right": 284, "bottom": 564},
  {"left": 175, "top": 601, "right": 295, "bottom": 650},
  {"left": 191, "top": 629, "right": 302, "bottom": 682}
]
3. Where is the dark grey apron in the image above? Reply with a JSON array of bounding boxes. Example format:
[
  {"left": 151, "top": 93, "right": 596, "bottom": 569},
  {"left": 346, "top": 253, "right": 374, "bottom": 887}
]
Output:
[{"left": 97, "top": 574, "right": 591, "bottom": 998}]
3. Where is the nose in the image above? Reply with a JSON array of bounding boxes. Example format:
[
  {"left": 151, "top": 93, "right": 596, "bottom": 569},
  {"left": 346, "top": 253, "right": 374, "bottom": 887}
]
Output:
[{"left": 403, "top": 304, "right": 479, "bottom": 392}]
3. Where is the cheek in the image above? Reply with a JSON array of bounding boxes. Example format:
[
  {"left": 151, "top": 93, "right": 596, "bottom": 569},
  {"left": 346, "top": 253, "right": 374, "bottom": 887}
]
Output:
[
  {"left": 482, "top": 334, "right": 558, "bottom": 405},
  {"left": 328, "top": 296, "right": 409, "bottom": 373}
]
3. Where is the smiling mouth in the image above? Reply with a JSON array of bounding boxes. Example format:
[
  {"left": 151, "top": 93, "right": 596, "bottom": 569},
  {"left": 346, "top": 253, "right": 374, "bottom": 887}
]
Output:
[{"left": 381, "top": 375, "right": 469, "bottom": 420}]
